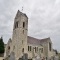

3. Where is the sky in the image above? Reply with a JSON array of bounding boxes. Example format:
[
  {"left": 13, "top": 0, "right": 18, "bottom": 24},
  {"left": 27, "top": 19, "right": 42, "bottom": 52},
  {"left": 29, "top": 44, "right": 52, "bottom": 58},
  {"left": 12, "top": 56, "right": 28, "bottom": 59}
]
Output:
[{"left": 0, "top": 0, "right": 60, "bottom": 52}]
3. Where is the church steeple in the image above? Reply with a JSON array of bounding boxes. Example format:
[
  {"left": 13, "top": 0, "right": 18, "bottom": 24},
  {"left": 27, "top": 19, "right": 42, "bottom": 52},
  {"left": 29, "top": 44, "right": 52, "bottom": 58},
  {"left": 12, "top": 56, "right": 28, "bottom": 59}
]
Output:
[
  {"left": 14, "top": 10, "right": 28, "bottom": 30},
  {"left": 15, "top": 10, "right": 21, "bottom": 19},
  {"left": 12, "top": 10, "right": 28, "bottom": 57},
  {"left": 15, "top": 10, "right": 28, "bottom": 19}
]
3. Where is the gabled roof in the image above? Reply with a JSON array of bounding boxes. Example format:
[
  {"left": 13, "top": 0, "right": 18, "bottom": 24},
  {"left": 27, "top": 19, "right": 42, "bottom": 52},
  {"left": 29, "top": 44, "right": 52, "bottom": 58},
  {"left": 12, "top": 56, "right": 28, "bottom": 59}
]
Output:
[
  {"left": 40, "top": 37, "right": 51, "bottom": 43},
  {"left": 15, "top": 10, "right": 28, "bottom": 19},
  {"left": 27, "top": 36, "right": 40, "bottom": 45},
  {"left": 15, "top": 10, "right": 21, "bottom": 19},
  {"left": 27, "top": 36, "right": 51, "bottom": 45}
]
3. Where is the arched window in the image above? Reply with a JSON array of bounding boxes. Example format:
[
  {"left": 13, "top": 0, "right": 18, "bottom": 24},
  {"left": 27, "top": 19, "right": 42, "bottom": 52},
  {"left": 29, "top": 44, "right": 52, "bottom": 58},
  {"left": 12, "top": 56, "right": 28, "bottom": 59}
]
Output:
[
  {"left": 22, "top": 48, "right": 24, "bottom": 52},
  {"left": 30, "top": 46, "right": 31, "bottom": 51},
  {"left": 28, "top": 46, "right": 29, "bottom": 51},
  {"left": 23, "top": 22, "right": 25, "bottom": 28},
  {"left": 28, "top": 46, "right": 31, "bottom": 51},
  {"left": 15, "top": 21, "right": 18, "bottom": 28},
  {"left": 49, "top": 42, "right": 51, "bottom": 51}
]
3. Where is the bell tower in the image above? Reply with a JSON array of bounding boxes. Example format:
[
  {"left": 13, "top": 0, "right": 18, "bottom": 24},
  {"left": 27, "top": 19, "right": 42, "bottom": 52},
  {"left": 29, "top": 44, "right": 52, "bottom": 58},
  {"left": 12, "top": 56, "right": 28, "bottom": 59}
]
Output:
[{"left": 12, "top": 10, "right": 28, "bottom": 59}]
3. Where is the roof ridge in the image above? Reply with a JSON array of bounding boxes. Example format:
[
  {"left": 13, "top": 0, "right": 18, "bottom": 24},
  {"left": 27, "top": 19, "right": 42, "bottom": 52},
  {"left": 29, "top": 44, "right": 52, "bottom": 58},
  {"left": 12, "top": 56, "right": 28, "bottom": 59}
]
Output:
[
  {"left": 28, "top": 36, "right": 40, "bottom": 40},
  {"left": 28, "top": 36, "right": 51, "bottom": 44}
]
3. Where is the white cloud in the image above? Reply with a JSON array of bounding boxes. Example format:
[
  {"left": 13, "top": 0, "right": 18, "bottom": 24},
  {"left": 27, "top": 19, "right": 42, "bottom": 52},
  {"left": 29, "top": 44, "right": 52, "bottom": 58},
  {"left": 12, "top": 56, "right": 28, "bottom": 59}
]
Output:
[{"left": 0, "top": 0, "right": 60, "bottom": 51}]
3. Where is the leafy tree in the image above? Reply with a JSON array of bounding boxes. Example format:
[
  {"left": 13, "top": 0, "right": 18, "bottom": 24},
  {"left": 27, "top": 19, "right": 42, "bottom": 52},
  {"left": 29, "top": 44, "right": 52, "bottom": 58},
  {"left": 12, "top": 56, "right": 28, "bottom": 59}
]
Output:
[{"left": 0, "top": 37, "right": 5, "bottom": 53}]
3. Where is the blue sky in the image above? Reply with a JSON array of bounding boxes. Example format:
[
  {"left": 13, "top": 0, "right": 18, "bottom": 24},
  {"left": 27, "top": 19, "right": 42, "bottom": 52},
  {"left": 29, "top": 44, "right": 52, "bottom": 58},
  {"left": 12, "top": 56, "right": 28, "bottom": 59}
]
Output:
[{"left": 0, "top": 0, "right": 60, "bottom": 52}]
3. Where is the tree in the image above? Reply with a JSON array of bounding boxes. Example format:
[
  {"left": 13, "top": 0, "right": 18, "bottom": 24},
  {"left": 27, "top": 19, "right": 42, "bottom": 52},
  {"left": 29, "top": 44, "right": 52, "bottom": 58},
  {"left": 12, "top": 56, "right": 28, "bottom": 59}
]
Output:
[
  {"left": 0, "top": 37, "right": 5, "bottom": 53},
  {"left": 54, "top": 50, "right": 58, "bottom": 55}
]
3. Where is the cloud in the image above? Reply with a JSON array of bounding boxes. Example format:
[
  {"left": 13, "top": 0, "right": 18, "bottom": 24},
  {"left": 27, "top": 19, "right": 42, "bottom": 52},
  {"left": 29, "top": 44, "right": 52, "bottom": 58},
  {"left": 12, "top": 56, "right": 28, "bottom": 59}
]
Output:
[
  {"left": 0, "top": 0, "right": 60, "bottom": 51},
  {"left": 28, "top": 0, "right": 60, "bottom": 51}
]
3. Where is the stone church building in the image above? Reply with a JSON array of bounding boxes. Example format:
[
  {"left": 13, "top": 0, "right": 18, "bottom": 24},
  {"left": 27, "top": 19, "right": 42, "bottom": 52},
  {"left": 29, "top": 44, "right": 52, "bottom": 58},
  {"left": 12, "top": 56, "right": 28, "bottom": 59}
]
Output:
[{"left": 4, "top": 10, "right": 55, "bottom": 60}]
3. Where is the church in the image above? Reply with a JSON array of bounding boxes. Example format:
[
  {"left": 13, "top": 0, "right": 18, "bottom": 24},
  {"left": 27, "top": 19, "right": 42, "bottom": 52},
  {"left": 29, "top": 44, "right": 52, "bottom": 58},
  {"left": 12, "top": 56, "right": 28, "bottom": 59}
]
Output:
[{"left": 4, "top": 10, "right": 56, "bottom": 60}]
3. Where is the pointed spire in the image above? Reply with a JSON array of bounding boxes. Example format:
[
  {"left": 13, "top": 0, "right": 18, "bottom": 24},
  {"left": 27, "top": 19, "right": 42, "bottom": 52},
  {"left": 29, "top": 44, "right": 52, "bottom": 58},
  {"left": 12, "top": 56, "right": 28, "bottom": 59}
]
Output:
[
  {"left": 15, "top": 10, "right": 28, "bottom": 19},
  {"left": 15, "top": 10, "right": 21, "bottom": 19}
]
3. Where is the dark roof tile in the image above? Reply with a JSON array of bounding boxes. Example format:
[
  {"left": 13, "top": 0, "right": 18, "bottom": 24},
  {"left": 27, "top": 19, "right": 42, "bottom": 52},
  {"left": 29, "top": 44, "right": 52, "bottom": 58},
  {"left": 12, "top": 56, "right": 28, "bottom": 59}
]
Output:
[
  {"left": 27, "top": 36, "right": 40, "bottom": 45},
  {"left": 27, "top": 36, "right": 51, "bottom": 45}
]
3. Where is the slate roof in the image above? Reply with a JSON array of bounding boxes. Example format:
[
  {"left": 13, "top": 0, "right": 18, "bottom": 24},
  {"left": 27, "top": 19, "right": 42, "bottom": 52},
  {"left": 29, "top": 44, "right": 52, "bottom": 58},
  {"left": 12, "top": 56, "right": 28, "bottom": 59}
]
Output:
[
  {"left": 27, "top": 36, "right": 40, "bottom": 45},
  {"left": 40, "top": 37, "right": 50, "bottom": 43},
  {"left": 27, "top": 36, "right": 51, "bottom": 45}
]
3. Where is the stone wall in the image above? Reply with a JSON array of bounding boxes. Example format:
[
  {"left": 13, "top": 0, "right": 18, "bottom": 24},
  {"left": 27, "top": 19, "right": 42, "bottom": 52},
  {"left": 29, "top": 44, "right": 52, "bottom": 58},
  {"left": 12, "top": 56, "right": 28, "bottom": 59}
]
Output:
[{"left": 27, "top": 43, "right": 44, "bottom": 60}]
